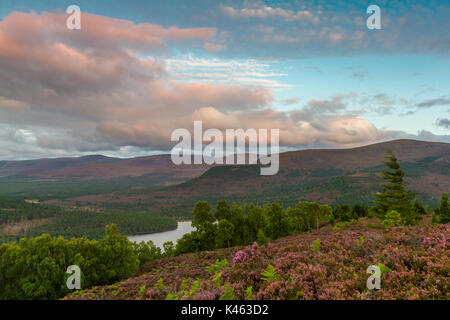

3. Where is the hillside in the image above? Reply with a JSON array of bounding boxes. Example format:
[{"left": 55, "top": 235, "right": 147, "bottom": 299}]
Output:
[
  {"left": 0, "top": 154, "right": 214, "bottom": 200},
  {"left": 66, "top": 139, "right": 450, "bottom": 217},
  {"left": 66, "top": 221, "right": 449, "bottom": 300},
  {"left": 0, "top": 155, "right": 123, "bottom": 178},
  {"left": 1, "top": 139, "right": 448, "bottom": 227},
  {"left": 0, "top": 154, "right": 212, "bottom": 180}
]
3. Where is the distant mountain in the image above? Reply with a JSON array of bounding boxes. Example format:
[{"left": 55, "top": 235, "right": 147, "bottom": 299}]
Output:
[
  {"left": 1, "top": 139, "right": 448, "bottom": 214},
  {"left": 0, "top": 155, "right": 123, "bottom": 177},
  {"left": 0, "top": 154, "right": 212, "bottom": 180},
  {"left": 67, "top": 139, "right": 448, "bottom": 217}
]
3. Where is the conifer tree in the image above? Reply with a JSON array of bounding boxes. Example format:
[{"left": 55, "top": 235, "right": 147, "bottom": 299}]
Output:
[
  {"left": 373, "top": 150, "right": 417, "bottom": 224},
  {"left": 215, "top": 219, "right": 234, "bottom": 248},
  {"left": 438, "top": 192, "right": 449, "bottom": 224}
]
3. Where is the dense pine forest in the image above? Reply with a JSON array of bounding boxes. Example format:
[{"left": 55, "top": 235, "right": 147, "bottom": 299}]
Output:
[{"left": 0, "top": 200, "right": 176, "bottom": 244}]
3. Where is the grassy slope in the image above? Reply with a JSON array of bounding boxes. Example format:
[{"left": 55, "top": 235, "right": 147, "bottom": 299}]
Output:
[{"left": 66, "top": 221, "right": 449, "bottom": 300}]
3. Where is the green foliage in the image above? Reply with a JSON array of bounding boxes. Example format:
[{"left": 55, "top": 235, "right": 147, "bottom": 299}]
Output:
[
  {"left": 206, "top": 258, "right": 228, "bottom": 274},
  {"left": 192, "top": 201, "right": 215, "bottom": 231},
  {"left": 168, "top": 279, "right": 202, "bottom": 300},
  {"left": 0, "top": 224, "right": 139, "bottom": 299},
  {"left": 215, "top": 219, "right": 234, "bottom": 248},
  {"left": 139, "top": 284, "right": 146, "bottom": 297},
  {"left": 0, "top": 199, "right": 177, "bottom": 244},
  {"left": 265, "top": 202, "right": 289, "bottom": 239},
  {"left": 215, "top": 200, "right": 232, "bottom": 221},
  {"left": 132, "top": 240, "right": 163, "bottom": 267},
  {"left": 351, "top": 204, "right": 370, "bottom": 219},
  {"left": 191, "top": 201, "right": 216, "bottom": 251},
  {"left": 382, "top": 210, "right": 402, "bottom": 228},
  {"left": 165, "top": 292, "right": 178, "bottom": 300},
  {"left": 333, "top": 220, "right": 357, "bottom": 231},
  {"left": 356, "top": 236, "right": 364, "bottom": 248},
  {"left": 245, "top": 286, "right": 254, "bottom": 300},
  {"left": 377, "top": 263, "right": 393, "bottom": 275},
  {"left": 154, "top": 278, "right": 166, "bottom": 291},
  {"left": 188, "top": 280, "right": 201, "bottom": 299},
  {"left": 96, "top": 224, "right": 139, "bottom": 284},
  {"left": 373, "top": 150, "right": 418, "bottom": 224},
  {"left": 287, "top": 202, "right": 333, "bottom": 234},
  {"left": 256, "top": 229, "right": 268, "bottom": 245},
  {"left": 260, "top": 264, "right": 280, "bottom": 282},
  {"left": 219, "top": 284, "right": 236, "bottom": 300},
  {"left": 311, "top": 238, "right": 321, "bottom": 252},
  {"left": 175, "top": 199, "right": 364, "bottom": 255},
  {"left": 162, "top": 241, "right": 176, "bottom": 257},
  {"left": 413, "top": 199, "right": 427, "bottom": 215},
  {"left": 175, "top": 231, "right": 205, "bottom": 255},
  {"left": 431, "top": 211, "right": 439, "bottom": 224},
  {"left": 212, "top": 271, "right": 222, "bottom": 287},
  {"left": 436, "top": 193, "right": 449, "bottom": 224},
  {"left": 333, "top": 204, "right": 352, "bottom": 222},
  {"left": 243, "top": 203, "right": 264, "bottom": 243}
]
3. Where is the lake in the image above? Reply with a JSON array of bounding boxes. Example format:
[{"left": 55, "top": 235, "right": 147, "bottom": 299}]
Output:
[{"left": 128, "top": 221, "right": 194, "bottom": 249}]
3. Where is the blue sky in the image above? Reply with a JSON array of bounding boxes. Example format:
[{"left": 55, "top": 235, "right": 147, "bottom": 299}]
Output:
[{"left": 0, "top": 0, "right": 449, "bottom": 159}]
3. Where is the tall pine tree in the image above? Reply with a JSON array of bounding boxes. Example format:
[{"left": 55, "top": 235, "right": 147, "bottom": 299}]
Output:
[
  {"left": 374, "top": 150, "right": 417, "bottom": 224},
  {"left": 437, "top": 192, "right": 449, "bottom": 224}
]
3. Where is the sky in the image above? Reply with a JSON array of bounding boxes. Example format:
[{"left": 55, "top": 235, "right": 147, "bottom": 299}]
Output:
[{"left": 0, "top": 0, "right": 449, "bottom": 160}]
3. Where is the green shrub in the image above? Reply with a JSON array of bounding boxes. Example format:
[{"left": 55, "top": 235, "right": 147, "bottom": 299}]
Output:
[
  {"left": 382, "top": 210, "right": 402, "bottom": 228},
  {"left": 261, "top": 264, "right": 280, "bottom": 282},
  {"left": 311, "top": 238, "right": 321, "bottom": 252}
]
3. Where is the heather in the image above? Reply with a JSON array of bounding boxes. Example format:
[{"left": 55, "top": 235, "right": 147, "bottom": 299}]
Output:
[{"left": 66, "top": 221, "right": 449, "bottom": 300}]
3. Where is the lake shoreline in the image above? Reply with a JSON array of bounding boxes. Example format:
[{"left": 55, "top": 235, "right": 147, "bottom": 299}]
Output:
[
  {"left": 128, "top": 221, "right": 194, "bottom": 249},
  {"left": 126, "top": 219, "right": 192, "bottom": 237}
]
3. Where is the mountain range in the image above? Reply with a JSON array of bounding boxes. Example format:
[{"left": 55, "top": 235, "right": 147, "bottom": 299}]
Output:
[{"left": 1, "top": 139, "right": 447, "bottom": 216}]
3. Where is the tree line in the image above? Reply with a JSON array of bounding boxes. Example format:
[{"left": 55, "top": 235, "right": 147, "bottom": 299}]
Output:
[{"left": 0, "top": 200, "right": 177, "bottom": 244}]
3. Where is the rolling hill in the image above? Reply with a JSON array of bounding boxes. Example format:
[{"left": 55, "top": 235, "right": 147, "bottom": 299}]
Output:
[
  {"left": 0, "top": 154, "right": 212, "bottom": 180},
  {"left": 0, "top": 139, "right": 448, "bottom": 242},
  {"left": 61, "top": 139, "right": 449, "bottom": 217},
  {"left": 0, "top": 139, "right": 448, "bottom": 213}
]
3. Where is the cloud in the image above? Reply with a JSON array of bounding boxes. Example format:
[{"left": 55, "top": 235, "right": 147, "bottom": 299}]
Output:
[
  {"left": 417, "top": 98, "right": 450, "bottom": 108},
  {"left": 221, "top": 4, "right": 316, "bottom": 22},
  {"left": 0, "top": 10, "right": 449, "bottom": 160},
  {"left": 0, "top": 11, "right": 216, "bottom": 56},
  {"left": 371, "top": 94, "right": 396, "bottom": 116},
  {"left": 300, "top": 93, "right": 357, "bottom": 117},
  {"left": 347, "top": 66, "right": 369, "bottom": 80},
  {"left": 279, "top": 98, "right": 300, "bottom": 106},
  {"left": 213, "top": 1, "right": 450, "bottom": 59},
  {"left": 165, "top": 56, "right": 289, "bottom": 89},
  {"left": 436, "top": 118, "right": 450, "bottom": 129},
  {"left": 203, "top": 42, "right": 226, "bottom": 52},
  {"left": 0, "top": 10, "right": 274, "bottom": 155},
  {"left": 396, "top": 96, "right": 450, "bottom": 116},
  {"left": 0, "top": 97, "right": 29, "bottom": 110}
]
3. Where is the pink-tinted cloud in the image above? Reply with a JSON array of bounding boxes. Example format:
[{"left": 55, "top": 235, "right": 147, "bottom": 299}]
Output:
[
  {"left": 1, "top": 10, "right": 447, "bottom": 159},
  {"left": 203, "top": 42, "right": 226, "bottom": 52},
  {"left": 0, "top": 11, "right": 217, "bottom": 54},
  {"left": 0, "top": 11, "right": 275, "bottom": 152}
]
